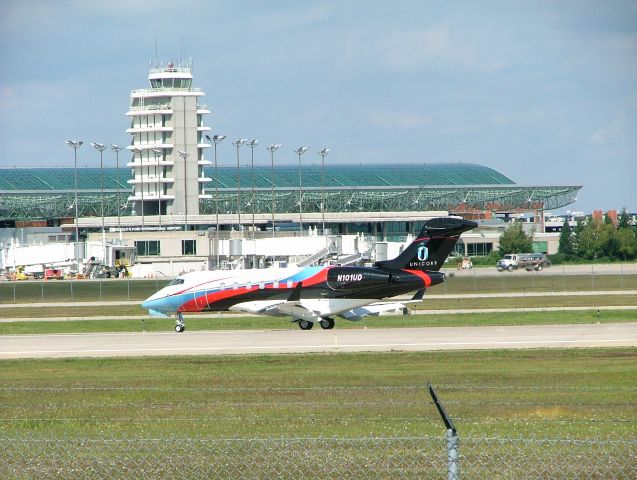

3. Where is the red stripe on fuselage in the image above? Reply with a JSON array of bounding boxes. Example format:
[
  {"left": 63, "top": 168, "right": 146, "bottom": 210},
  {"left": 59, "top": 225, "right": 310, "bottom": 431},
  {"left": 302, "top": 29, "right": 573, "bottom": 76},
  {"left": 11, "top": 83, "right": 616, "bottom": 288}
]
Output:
[
  {"left": 176, "top": 268, "right": 330, "bottom": 312},
  {"left": 300, "top": 266, "right": 330, "bottom": 286},
  {"left": 402, "top": 269, "right": 432, "bottom": 288}
]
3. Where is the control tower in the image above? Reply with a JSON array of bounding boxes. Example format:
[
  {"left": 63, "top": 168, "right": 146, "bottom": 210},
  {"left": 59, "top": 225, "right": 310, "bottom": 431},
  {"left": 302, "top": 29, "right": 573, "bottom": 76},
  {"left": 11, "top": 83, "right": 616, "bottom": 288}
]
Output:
[{"left": 126, "top": 61, "right": 211, "bottom": 224}]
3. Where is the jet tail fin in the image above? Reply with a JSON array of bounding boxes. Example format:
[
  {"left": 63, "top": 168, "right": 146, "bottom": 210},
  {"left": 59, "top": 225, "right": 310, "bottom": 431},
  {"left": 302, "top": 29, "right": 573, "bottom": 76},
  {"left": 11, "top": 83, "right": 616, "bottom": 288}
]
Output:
[{"left": 375, "top": 217, "right": 477, "bottom": 272}]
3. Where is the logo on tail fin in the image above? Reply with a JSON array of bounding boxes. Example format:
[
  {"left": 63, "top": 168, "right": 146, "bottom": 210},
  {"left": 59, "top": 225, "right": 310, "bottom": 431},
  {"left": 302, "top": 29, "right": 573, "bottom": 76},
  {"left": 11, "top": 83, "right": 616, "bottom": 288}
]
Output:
[{"left": 417, "top": 244, "right": 429, "bottom": 261}]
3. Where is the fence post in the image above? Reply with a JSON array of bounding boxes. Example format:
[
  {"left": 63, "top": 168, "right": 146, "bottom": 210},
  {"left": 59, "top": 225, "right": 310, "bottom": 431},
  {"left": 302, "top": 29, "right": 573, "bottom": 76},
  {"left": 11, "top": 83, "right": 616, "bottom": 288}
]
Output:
[
  {"left": 428, "top": 383, "right": 460, "bottom": 480},
  {"left": 447, "top": 428, "right": 459, "bottom": 480}
]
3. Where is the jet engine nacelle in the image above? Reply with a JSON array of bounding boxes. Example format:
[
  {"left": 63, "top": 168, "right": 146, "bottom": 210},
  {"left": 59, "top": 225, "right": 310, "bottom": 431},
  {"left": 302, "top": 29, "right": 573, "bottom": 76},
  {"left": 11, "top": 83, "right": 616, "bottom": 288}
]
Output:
[{"left": 326, "top": 267, "right": 391, "bottom": 291}]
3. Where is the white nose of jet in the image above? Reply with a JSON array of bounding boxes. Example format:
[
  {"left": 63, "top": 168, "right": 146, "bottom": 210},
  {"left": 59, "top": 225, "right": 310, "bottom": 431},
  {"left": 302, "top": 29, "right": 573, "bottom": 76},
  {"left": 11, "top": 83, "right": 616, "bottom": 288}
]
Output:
[{"left": 141, "top": 289, "right": 166, "bottom": 311}]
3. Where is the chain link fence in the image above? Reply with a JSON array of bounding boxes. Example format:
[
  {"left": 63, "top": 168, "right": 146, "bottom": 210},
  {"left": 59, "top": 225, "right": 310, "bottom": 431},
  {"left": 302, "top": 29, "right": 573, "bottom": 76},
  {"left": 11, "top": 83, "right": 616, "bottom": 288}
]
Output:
[
  {"left": 1, "top": 435, "right": 634, "bottom": 479},
  {"left": 1, "top": 265, "right": 636, "bottom": 304}
]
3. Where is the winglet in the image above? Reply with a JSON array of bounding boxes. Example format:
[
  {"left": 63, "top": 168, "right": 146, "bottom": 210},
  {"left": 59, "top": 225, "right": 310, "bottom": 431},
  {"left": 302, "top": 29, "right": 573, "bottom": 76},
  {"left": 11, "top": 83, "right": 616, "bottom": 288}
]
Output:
[
  {"left": 287, "top": 281, "right": 303, "bottom": 302},
  {"left": 411, "top": 289, "right": 425, "bottom": 301}
]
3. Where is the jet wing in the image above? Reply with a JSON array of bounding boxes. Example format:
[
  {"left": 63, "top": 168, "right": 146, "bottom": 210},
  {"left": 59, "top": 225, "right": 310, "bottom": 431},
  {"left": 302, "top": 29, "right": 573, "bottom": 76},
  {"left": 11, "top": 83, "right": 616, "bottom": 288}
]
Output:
[
  {"left": 338, "top": 289, "right": 425, "bottom": 320},
  {"left": 230, "top": 299, "right": 321, "bottom": 321},
  {"left": 338, "top": 302, "right": 408, "bottom": 320},
  {"left": 268, "top": 302, "right": 322, "bottom": 322},
  {"left": 229, "top": 281, "right": 321, "bottom": 322}
]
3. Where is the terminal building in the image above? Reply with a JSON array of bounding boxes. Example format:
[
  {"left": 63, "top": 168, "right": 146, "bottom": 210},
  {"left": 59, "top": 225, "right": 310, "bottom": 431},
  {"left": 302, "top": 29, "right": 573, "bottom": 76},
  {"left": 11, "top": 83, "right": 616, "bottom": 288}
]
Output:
[{"left": 0, "top": 61, "right": 582, "bottom": 276}]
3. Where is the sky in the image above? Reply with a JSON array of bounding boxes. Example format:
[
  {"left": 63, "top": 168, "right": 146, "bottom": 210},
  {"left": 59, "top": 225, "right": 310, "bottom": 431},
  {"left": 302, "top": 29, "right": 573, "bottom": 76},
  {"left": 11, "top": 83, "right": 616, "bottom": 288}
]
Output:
[{"left": 0, "top": 0, "right": 636, "bottom": 214}]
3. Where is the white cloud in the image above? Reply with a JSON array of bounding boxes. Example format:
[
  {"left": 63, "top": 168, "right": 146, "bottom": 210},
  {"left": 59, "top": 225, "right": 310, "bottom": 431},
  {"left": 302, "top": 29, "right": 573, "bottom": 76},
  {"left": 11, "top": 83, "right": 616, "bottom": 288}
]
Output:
[
  {"left": 373, "top": 26, "right": 507, "bottom": 74},
  {"left": 365, "top": 109, "right": 432, "bottom": 129},
  {"left": 490, "top": 108, "right": 550, "bottom": 127},
  {"left": 0, "top": 86, "right": 17, "bottom": 111},
  {"left": 257, "top": 4, "right": 332, "bottom": 32},
  {"left": 590, "top": 111, "right": 633, "bottom": 143}
]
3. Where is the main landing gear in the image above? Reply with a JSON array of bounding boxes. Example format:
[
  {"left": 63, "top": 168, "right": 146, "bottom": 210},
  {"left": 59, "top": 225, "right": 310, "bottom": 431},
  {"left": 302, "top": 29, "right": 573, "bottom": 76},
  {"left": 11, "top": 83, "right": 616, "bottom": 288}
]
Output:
[
  {"left": 320, "top": 318, "right": 335, "bottom": 330},
  {"left": 298, "top": 320, "right": 313, "bottom": 330},
  {"left": 297, "top": 318, "right": 335, "bottom": 330},
  {"left": 175, "top": 312, "right": 185, "bottom": 333}
]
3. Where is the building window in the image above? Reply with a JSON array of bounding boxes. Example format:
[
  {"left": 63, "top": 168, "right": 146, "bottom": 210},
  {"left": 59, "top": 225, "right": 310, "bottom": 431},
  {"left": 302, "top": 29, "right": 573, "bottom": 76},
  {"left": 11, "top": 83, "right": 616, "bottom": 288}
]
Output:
[
  {"left": 182, "top": 239, "right": 196, "bottom": 255},
  {"left": 467, "top": 242, "right": 493, "bottom": 256},
  {"left": 135, "top": 240, "right": 160, "bottom": 256}
]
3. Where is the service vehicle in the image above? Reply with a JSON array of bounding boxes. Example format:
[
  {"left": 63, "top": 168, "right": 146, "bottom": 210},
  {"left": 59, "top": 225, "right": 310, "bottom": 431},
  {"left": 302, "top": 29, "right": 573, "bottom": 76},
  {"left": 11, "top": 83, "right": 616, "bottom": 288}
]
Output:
[{"left": 497, "top": 253, "right": 550, "bottom": 272}]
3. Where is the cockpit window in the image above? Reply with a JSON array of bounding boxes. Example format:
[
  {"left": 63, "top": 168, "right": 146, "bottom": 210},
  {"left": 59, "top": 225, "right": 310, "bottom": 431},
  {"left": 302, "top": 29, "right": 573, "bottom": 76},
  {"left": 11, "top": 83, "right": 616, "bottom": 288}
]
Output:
[{"left": 167, "top": 278, "right": 185, "bottom": 286}]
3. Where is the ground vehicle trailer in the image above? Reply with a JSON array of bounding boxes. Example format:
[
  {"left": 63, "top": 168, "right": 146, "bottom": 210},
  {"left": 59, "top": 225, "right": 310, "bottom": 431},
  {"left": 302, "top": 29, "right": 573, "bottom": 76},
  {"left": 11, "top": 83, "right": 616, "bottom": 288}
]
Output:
[
  {"left": 497, "top": 253, "right": 550, "bottom": 272},
  {"left": 44, "top": 268, "right": 64, "bottom": 280}
]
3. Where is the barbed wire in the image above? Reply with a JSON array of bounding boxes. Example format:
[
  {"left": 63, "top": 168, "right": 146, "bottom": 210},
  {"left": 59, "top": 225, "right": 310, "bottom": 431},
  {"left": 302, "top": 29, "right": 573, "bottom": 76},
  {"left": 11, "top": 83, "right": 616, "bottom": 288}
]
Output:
[{"left": 2, "top": 384, "right": 635, "bottom": 392}]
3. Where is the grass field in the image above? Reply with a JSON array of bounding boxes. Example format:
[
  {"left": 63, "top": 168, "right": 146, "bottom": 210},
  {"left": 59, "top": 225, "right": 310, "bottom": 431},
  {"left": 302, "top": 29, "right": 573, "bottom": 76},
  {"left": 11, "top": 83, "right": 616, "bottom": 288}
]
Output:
[
  {"left": 2, "top": 292, "right": 637, "bottom": 319},
  {"left": 1, "top": 272, "right": 636, "bottom": 304},
  {"left": 2, "top": 272, "right": 635, "bottom": 476},
  {"left": 1, "top": 310, "right": 635, "bottom": 335},
  {"left": 0, "top": 348, "right": 634, "bottom": 440}
]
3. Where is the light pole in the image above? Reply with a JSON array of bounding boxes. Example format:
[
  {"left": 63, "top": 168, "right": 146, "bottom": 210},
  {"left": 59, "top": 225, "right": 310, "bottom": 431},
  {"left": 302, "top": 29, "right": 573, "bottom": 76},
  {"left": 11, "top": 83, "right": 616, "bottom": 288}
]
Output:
[
  {"left": 177, "top": 150, "right": 189, "bottom": 230},
  {"left": 232, "top": 139, "right": 247, "bottom": 230},
  {"left": 295, "top": 146, "right": 309, "bottom": 233},
  {"left": 247, "top": 139, "right": 258, "bottom": 237},
  {"left": 134, "top": 147, "right": 145, "bottom": 229},
  {"left": 90, "top": 142, "right": 107, "bottom": 262},
  {"left": 110, "top": 144, "right": 123, "bottom": 239},
  {"left": 267, "top": 144, "right": 281, "bottom": 240},
  {"left": 152, "top": 148, "right": 162, "bottom": 227},
  {"left": 65, "top": 140, "right": 83, "bottom": 273},
  {"left": 205, "top": 134, "right": 226, "bottom": 268},
  {"left": 267, "top": 143, "right": 281, "bottom": 267},
  {"left": 318, "top": 148, "right": 330, "bottom": 235}
]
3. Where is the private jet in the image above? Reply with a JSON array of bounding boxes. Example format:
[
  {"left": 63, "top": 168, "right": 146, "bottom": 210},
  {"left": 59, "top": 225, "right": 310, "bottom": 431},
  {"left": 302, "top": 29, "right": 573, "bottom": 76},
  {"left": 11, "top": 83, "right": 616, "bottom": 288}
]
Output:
[{"left": 142, "top": 217, "right": 477, "bottom": 331}]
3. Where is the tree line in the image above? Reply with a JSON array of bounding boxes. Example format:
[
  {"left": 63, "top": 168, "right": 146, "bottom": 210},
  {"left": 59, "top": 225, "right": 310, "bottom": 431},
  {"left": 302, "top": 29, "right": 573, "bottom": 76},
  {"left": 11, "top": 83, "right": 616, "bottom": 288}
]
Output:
[
  {"left": 496, "top": 209, "right": 637, "bottom": 263},
  {"left": 556, "top": 209, "right": 637, "bottom": 262}
]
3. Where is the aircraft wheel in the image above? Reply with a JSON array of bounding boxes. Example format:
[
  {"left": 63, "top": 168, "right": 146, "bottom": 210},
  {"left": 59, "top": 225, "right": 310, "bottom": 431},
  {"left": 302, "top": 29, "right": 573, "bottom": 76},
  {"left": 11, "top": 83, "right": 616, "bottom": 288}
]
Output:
[
  {"left": 320, "top": 318, "right": 335, "bottom": 330},
  {"left": 175, "top": 323, "right": 185, "bottom": 333},
  {"left": 299, "top": 320, "right": 313, "bottom": 330}
]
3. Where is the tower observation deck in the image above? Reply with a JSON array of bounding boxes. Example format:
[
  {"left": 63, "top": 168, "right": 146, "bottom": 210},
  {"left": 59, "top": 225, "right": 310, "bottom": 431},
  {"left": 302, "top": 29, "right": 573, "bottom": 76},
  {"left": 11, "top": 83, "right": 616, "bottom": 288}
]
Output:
[{"left": 126, "top": 60, "right": 211, "bottom": 219}]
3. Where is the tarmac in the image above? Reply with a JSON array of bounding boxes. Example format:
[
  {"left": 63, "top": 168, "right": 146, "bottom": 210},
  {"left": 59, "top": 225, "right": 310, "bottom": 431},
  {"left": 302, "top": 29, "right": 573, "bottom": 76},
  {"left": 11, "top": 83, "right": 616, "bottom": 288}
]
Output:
[{"left": 2, "top": 322, "right": 635, "bottom": 359}]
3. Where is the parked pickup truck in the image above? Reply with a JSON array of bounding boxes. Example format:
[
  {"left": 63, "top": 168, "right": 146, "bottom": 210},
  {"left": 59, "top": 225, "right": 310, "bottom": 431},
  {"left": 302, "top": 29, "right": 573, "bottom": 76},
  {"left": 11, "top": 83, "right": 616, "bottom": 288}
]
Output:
[{"left": 497, "top": 253, "right": 551, "bottom": 272}]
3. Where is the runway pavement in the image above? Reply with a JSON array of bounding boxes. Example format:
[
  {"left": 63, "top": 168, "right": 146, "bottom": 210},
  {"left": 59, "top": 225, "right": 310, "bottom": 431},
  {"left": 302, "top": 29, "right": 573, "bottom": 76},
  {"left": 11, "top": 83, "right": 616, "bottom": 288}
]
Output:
[{"left": 2, "top": 322, "right": 635, "bottom": 359}]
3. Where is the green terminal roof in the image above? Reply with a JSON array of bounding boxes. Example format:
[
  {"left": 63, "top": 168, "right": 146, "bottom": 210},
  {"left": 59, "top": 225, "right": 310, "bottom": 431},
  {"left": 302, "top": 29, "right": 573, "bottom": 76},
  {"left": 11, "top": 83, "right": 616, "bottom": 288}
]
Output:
[
  {"left": 0, "top": 163, "right": 581, "bottom": 221},
  {"left": 0, "top": 163, "right": 513, "bottom": 191}
]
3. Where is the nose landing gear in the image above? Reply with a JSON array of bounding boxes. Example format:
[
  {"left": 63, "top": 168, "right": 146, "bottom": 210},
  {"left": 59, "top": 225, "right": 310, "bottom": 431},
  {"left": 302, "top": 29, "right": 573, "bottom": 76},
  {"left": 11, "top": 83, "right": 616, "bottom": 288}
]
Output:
[{"left": 175, "top": 312, "right": 186, "bottom": 333}]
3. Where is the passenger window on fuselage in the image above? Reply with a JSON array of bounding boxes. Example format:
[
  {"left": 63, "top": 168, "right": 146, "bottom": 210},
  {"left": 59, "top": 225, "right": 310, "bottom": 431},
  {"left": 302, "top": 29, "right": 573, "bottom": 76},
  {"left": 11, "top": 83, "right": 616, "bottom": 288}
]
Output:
[
  {"left": 233, "top": 282, "right": 238, "bottom": 290},
  {"left": 246, "top": 282, "right": 253, "bottom": 290},
  {"left": 219, "top": 282, "right": 225, "bottom": 290},
  {"left": 273, "top": 281, "right": 279, "bottom": 289},
  {"left": 287, "top": 280, "right": 293, "bottom": 288},
  {"left": 259, "top": 282, "right": 265, "bottom": 290},
  {"left": 168, "top": 278, "right": 185, "bottom": 286}
]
